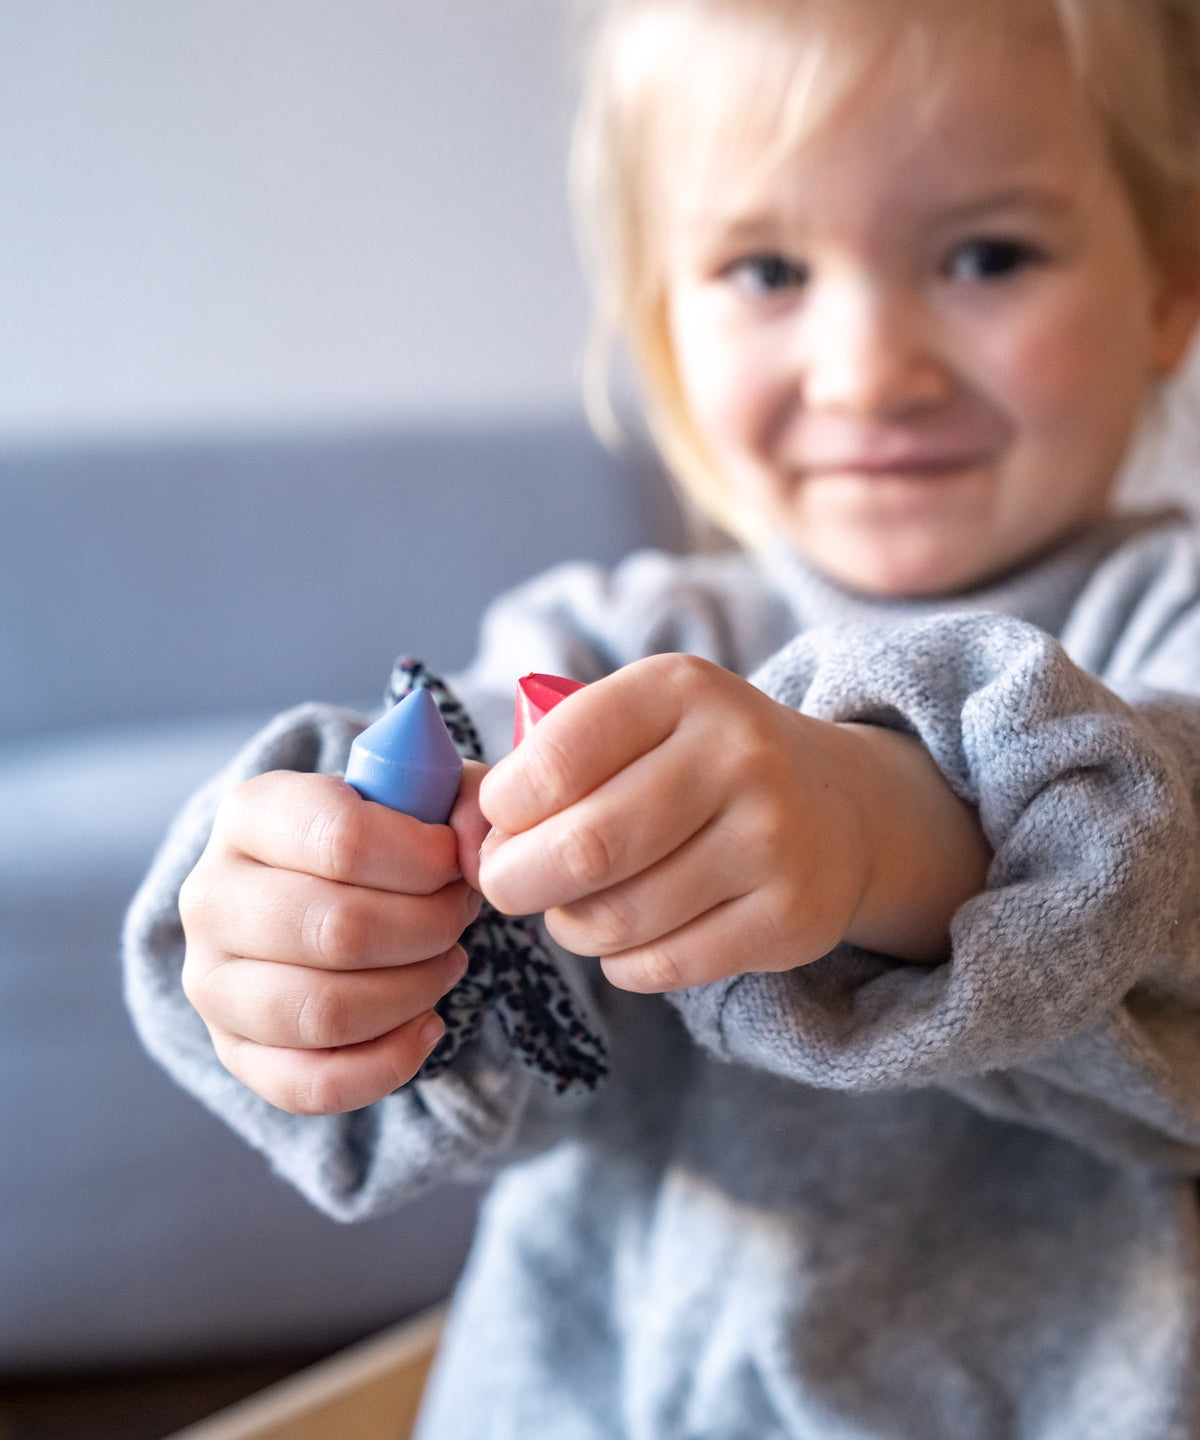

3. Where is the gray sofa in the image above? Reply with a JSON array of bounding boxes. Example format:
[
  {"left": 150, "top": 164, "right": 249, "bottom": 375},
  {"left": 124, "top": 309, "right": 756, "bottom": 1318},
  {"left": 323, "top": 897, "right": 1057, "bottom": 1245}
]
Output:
[{"left": 0, "top": 418, "right": 678, "bottom": 1371}]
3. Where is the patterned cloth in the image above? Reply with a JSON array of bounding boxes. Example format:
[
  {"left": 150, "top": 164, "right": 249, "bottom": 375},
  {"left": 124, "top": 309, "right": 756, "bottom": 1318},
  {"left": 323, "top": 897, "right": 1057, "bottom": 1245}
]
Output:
[{"left": 386, "top": 658, "right": 607, "bottom": 1097}]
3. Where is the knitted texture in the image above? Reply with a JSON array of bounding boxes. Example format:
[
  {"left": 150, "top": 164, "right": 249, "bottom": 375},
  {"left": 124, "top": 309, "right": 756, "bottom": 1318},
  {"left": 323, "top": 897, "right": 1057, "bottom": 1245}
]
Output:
[{"left": 124, "top": 517, "right": 1200, "bottom": 1437}]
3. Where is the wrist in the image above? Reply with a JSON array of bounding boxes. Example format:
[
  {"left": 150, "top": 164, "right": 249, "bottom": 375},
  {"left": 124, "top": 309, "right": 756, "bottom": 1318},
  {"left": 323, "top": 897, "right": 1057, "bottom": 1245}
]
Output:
[{"left": 833, "top": 722, "right": 990, "bottom": 963}]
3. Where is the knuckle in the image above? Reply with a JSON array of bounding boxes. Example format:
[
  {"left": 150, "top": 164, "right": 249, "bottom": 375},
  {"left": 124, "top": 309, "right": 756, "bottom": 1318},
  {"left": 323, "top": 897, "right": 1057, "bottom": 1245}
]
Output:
[
  {"left": 521, "top": 729, "right": 576, "bottom": 810},
  {"left": 213, "top": 1034, "right": 343, "bottom": 1116},
  {"left": 562, "top": 888, "right": 635, "bottom": 954},
  {"left": 739, "top": 887, "right": 802, "bottom": 969},
  {"left": 719, "top": 718, "right": 774, "bottom": 783},
  {"left": 178, "top": 864, "right": 214, "bottom": 935},
  {"left": 302, "top": 792, "right": 368, "bottom": 881},
  {"left": 648, "top": 651, "right": 721, "bottom": 710},
  {"left": 209, "top": 1029, "right": 244, "bottom": 1079},
  {"left": 748, "top": 794, "right": 792, "bottom": 856},
  {"left": 292, "top": 979, "right": 350, "bottom": 1050},
  {"left": 557, "top": 819, "right": 618, "bottom": 895},
  {"left": 653, "top": 651, "right": 713, "bottom": 688},
  {"left": 744, "top": 894, "right": 785, "bottom": 955},
  {"left": 306, "top": 894, "right": 370, "bottom": 969},
  {"left": 283, "top": 1066, "right": 350, "bottom": 1117},
  {"left": 180, "top": 949, "right": 214, "bottom": 1014},
  {"left": 212, "top": 1032, "right": 299, "bottom": 1112},
  {"left": 630, "top": 942, "right": 686, "bottom": 994},
  {"left": 722, "top": 785, "right": 792, "bottom": 874},
  {"left": 207, "top": 787, "right": 245, "bottom": 844},
  {"left": 287, "top": 1042, "right": 417, "bottom": 1117},
  {"left": 211, "top": 776, "right": 275, "bottom": 852}
]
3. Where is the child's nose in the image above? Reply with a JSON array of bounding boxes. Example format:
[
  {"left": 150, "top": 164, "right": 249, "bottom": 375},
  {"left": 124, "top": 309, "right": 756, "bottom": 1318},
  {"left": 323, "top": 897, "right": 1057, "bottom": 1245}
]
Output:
[{"left": 801, "top": 282, "right": 951, "bottom": 419}]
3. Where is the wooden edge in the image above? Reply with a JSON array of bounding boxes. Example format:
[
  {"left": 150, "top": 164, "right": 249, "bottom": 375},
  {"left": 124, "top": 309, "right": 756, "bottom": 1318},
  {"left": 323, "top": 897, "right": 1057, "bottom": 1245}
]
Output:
[{"left": 161, "top": 1303, "right": 448, "bottom": 1440}]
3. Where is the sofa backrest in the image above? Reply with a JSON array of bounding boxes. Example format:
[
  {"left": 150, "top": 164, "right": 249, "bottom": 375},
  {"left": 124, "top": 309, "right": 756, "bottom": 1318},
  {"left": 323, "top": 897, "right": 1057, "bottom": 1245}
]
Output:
[{"left": 0, "top": 419, "right": 682, "bottom": 742}]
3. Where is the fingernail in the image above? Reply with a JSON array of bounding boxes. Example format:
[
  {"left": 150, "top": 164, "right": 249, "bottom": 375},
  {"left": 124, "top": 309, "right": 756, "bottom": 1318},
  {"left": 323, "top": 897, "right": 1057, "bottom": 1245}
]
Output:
[
  {"left": 448, "top": 944, "right": 470, "bottom": 984},
  {"left": 418, "top": 1013, "right": 445, "bottom": 1053}
]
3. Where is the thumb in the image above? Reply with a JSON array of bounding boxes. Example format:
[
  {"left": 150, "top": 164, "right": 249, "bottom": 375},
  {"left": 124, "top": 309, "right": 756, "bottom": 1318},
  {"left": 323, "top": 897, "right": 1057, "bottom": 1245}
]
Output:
[{"left": 449, "top": 760, "right": 491, "bottom": 890}]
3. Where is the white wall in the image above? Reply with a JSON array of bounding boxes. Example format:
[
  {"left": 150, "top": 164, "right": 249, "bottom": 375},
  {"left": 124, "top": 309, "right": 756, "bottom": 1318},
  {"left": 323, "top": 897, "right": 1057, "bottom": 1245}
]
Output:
[{"left": 0, "top": 0, "right": 592, "bottom": 441}]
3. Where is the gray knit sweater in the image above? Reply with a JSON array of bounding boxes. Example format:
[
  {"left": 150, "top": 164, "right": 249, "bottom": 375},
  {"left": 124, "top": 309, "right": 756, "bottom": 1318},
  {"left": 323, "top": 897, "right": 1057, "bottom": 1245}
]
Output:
[{"left": 125, "top": 510, "right": 1200, "bottom": 1439}]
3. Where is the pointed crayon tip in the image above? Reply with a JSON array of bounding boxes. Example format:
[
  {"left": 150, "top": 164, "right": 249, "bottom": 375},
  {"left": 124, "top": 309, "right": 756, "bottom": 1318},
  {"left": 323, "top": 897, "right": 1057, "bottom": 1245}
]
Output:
[
  {"left": 514, "top": 673, "right": 587, "bottom": 746},
  {"left": 345, "top": 688, "right": 463, "bottom": 824}
]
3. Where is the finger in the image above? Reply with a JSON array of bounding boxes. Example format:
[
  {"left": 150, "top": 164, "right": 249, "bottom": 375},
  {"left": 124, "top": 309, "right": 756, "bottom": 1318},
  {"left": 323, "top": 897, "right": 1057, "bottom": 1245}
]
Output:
[
  {"left": 480, "top": 654, "right": 701, "bottom": 834},
  {"left": 450, "top": 761, "right": 491, "bottom": 891},
  {"left": 214, "top": 770, "right": 461, "bottom": 893},
  {"left": 541, "top": 818, "right": 748, "bottom": 958},
  {"left": 187, "top": 944, "right": 468, "bottom": 1050},
  {"left": 596, "top": 882, "right": 838, "bottom": 994},
  {"left": 479, "top": 734, "right": 720, "bottom": 916},
  {"left": 182, "top": 854, "right": 482, "bottom": 970},
  {"left": 211, "top": 1010, "right": 449, "bottom": 1115}
]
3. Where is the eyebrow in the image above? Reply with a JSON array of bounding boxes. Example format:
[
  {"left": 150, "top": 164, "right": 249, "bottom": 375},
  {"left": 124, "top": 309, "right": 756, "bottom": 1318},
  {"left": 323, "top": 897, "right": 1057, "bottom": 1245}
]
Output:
[
  {"left": 672, "top": 208, "right": 788, "bottom": 246},
  {"left": 929, "top": 185, "right": 1080, "bottom": 225},
  {"left": 674, "top": 183, "right": 1080, "bottom": 248}
]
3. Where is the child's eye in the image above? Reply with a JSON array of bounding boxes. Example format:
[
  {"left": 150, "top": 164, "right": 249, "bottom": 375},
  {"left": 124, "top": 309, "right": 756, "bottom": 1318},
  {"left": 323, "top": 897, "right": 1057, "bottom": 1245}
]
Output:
[
  {"left": 724, "top": 253, "right": 808, "bottom": 295},
  {"left": 945, "top": 238, "right": 1043, "bottom": 282}
]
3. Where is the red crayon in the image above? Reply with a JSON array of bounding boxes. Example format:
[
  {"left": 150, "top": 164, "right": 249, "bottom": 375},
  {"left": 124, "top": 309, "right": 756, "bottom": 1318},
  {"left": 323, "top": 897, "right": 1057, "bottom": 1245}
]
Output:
[{"left": 514, "top": 673, "right": 587, "bottom": 746}]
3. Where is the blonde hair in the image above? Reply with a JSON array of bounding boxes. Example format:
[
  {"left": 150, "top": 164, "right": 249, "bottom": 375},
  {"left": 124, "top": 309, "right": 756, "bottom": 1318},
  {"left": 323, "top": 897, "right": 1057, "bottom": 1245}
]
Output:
[{"left": 570, "top": 0, "right": 1200, "bottom": 542}]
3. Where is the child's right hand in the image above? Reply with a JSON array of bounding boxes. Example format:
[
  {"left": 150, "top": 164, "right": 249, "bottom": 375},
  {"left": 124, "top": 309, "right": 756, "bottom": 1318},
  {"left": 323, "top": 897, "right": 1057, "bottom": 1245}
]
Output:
[{"left": 179, "top": 765, "right": 487, "bottom": 1115}]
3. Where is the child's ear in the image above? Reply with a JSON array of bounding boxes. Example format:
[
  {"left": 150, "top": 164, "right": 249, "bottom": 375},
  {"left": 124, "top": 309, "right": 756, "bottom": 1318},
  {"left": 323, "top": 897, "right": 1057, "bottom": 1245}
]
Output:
[{"left": 1151, "top": 191, "right": 1200, "bottom": 376}]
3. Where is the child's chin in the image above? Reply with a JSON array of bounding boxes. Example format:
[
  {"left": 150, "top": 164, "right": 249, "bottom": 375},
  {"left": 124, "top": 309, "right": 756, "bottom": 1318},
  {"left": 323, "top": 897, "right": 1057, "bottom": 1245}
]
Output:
[
  {"left": 793, "top": 532, "right": 1001, "bottom": 599},
  {"left": 775, "top": 491, "right": 997, "bottom": 598}
]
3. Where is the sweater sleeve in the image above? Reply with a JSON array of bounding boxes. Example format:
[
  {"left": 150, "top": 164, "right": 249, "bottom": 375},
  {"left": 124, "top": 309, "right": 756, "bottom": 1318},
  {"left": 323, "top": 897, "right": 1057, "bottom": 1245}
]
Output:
[
  {"left": 122, "top": 700, "right": 597, "bottom": 1221},
  {"left": 667, "top": 612, "right": 1200, "bottom": 1173},
  {"left": 122, "top": 549, "right": 790, "bottom": 1220}
]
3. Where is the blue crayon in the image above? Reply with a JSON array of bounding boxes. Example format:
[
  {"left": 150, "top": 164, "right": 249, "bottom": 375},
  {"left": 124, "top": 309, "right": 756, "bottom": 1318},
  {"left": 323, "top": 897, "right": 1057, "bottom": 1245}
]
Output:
[{"left": 344, "top": 688, "right": 463, "bottom": 824}]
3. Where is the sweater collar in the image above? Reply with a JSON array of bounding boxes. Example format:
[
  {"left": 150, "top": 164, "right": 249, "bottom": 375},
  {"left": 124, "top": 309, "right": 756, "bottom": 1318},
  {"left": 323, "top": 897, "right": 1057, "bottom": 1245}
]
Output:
[{"left": 758, "top": 510, "right": 1185, "bottom": 635}]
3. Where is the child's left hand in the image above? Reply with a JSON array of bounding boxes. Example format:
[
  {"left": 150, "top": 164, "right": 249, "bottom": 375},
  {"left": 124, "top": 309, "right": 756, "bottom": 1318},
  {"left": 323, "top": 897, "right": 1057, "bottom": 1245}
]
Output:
[{"left": 477, "top": 654, "right": 989, "bottom": 992}]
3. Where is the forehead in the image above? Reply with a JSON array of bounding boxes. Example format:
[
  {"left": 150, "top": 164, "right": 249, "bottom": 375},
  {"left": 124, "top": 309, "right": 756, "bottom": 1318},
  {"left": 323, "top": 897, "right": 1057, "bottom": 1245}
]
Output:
[{"left": 641, "top": 2, "right": 1100, "bottom": 231}]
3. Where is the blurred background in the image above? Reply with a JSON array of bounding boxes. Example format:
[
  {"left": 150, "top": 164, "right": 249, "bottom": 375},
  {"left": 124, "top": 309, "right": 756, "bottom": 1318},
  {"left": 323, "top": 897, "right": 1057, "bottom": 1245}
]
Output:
[
  {"left": 0, "top": 1, "right": 680, "bottom": 1435},
  {"left": 0, "top": 0, "right": 589, "bottom": 442}
]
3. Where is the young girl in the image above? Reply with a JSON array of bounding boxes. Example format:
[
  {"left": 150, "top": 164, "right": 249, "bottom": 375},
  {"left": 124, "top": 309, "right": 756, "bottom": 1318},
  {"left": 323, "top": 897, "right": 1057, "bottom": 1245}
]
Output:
[{"left": 126, "top": 0, "right": 1200, "bottom": 1434}]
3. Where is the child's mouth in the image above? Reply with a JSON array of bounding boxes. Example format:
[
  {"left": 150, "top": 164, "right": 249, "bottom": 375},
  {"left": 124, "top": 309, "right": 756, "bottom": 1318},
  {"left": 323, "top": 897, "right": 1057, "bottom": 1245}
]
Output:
[
  {"left": 795, "top": 414, "right": 1007, "bottom": 481},
  {"left": 802, "top": 452, "right": 992, "bottom": 482}
]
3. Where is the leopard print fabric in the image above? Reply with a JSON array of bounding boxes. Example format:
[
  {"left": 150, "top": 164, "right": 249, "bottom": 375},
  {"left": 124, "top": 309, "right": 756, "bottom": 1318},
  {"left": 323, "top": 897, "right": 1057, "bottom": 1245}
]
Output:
[{"left": 386, "top": 659, "right": 608, "bottom": 1097}]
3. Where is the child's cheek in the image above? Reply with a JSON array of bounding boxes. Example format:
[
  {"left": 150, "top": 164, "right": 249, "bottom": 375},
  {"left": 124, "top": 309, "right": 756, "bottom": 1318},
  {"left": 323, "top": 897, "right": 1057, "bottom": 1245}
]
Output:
[
  {"left": 685, "top": 341, "right": 784, "bottom": 464},
  {"left": 1003, "top": 276, "right": 1160, "bottom": 428},
  {"left": 671, "top": 296, "right": 780, "bottom": 459},
  {"left": 977, "top": 301, "right": 1101, "bottom": 431}
]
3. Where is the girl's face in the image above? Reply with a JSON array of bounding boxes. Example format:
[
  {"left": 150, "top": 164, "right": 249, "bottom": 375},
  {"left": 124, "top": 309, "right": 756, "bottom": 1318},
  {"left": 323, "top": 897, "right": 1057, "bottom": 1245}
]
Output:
[{"left": 663, "top": 17, "right": 1200, "bottom": 595}]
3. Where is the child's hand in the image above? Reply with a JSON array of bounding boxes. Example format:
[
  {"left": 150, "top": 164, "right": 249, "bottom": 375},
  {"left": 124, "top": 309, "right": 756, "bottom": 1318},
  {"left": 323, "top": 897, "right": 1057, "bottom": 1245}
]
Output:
[
  {"left": 478, "top": 656, "right": 988, "bottom": 992},
  {"left": 179, "top": 763, "right": 488, "bottom": 1114}
]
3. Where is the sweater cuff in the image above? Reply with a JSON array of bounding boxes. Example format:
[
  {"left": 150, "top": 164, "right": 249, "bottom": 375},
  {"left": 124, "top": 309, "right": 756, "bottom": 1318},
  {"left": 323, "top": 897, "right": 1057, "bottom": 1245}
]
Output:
[{"left": 671, "top": 614, "right": 1193, "bottom": 1088}]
